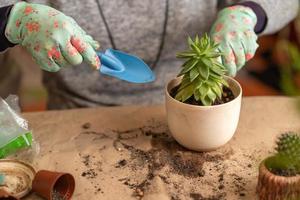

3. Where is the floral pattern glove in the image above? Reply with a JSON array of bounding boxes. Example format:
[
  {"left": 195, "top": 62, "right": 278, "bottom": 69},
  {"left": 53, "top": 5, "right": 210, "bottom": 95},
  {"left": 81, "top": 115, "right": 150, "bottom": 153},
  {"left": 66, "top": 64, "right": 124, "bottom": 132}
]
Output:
[
  {"left": 210, "top": 6, "right": 259, "bottom": 76},
  {"left": 5, "top": 2, "right": 100, "bottom": 72}
]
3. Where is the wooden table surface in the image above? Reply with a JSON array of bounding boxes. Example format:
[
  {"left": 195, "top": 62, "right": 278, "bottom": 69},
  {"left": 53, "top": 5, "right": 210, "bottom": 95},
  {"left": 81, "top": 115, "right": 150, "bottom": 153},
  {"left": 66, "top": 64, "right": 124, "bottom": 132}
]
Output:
[{"left": 18, "top": 97, "right": 300, "bottom": 200}]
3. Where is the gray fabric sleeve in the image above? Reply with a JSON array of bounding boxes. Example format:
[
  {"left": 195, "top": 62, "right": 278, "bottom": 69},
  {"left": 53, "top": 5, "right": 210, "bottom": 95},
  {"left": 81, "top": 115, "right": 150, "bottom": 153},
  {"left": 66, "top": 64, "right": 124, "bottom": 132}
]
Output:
[
  {"left": 0, "top": 0, "right": 18, "bottom": 7},
  {"left": 27, "top": 0, "right": 50, "bottom": 4},
  {"left": 0, "top": 0, "right": 49, "bottom": 6},
  {"left": 241, "top": 0, "right": 299, "bottom": 35}
]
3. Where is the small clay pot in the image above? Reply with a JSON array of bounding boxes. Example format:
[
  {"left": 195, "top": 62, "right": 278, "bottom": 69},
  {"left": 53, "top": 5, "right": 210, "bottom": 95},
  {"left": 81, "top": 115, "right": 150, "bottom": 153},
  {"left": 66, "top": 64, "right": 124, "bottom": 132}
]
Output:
[
  {"left": 0, "top": 189, "right": 19, "bottom": 200},
  {"left": 32, "top": 170, "right": 75, "bottom": 200},
  {"left": 257, "top": 159, "right": 300, "bottom": 200}
]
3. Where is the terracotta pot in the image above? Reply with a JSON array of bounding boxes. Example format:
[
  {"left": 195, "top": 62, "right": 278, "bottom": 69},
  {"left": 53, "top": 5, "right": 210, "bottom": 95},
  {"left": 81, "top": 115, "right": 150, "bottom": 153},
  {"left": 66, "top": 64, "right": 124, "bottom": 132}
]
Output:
[
  {"left": 257, "top": 160, "right": 300, "bottom": 200},
  {"left": 0, "top": 189, "right": 19, "bottom": 200},
  {"left": 165, "top": 76, "right": 242, "bottom": 151},
  {"left": 32, "top": 170, "right": 75, "bottom": 200}
]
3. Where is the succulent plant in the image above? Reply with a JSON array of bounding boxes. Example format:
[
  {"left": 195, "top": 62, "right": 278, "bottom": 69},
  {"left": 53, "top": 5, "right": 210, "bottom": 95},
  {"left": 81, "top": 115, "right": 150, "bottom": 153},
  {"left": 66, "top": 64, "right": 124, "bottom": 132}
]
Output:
[
  {"left": 175, "top": 34, "right": 228, "bottom": 106},
  {"left": 265, "top": 132, "right": 300, "bottom": 176}
]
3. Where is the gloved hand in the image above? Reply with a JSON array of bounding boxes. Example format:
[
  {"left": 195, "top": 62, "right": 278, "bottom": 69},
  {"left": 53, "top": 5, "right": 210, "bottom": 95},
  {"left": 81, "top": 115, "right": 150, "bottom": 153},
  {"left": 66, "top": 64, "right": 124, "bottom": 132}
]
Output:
[
  {"left": 210, "top": 5, "right": 259, "bottom": 76},
  {"left": 5, "top": 2, "right": 100, "bottom": 72}
]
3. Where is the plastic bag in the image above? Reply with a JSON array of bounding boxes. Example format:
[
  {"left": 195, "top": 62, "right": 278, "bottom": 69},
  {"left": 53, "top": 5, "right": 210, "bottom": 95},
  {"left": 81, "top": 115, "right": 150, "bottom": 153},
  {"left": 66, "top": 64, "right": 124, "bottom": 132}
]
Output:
[{"left": 0, "top": 95, "right": 36, "bottom": 159}]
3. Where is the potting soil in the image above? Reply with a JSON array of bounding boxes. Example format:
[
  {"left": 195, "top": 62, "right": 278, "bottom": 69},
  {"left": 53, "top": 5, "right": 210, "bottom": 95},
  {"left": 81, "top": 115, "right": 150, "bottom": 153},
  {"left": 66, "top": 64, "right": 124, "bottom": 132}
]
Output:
[
  {"left": 170, "top": 85, "right": 235, "bottom": 106},
  {"left": 73, "top": 121, "right": 260, "bottom": 199}
]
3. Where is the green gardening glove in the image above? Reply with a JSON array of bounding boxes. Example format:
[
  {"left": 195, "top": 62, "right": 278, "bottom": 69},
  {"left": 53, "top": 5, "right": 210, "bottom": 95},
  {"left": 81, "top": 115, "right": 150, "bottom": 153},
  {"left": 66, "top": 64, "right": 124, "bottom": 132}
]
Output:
[
  {"left": 5, "top": 2, "right": 100, "bottom": 72},
  {"left": 210, "top": 5, "right": 259, "bottom": 76}
]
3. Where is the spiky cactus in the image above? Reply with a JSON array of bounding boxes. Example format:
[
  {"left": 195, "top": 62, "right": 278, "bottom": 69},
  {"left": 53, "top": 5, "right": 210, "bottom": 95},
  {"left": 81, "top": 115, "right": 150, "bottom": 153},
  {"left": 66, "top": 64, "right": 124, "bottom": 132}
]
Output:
[
  {"left": 175, "top": 34, "right": 228, "bottom": 106},
  {"left": 265, "top": 132, "right": 300, "bottom": 176}
]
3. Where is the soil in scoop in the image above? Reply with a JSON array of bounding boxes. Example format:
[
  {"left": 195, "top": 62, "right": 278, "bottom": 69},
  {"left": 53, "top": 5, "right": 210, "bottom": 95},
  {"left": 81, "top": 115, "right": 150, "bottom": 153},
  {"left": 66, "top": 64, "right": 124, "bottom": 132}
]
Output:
[{"left": 170, "top": 85, "right": 235, "bottom": 106}]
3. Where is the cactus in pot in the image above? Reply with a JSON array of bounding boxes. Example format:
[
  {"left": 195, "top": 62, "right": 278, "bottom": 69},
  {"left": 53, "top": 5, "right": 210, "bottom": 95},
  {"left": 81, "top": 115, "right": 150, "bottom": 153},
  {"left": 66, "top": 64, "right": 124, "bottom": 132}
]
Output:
[
  {"left": 257, "top": 132, "right": 300, "bottom": 200},
  {"left": 266, "top": 132, "right": 300, "bottom": 176}
]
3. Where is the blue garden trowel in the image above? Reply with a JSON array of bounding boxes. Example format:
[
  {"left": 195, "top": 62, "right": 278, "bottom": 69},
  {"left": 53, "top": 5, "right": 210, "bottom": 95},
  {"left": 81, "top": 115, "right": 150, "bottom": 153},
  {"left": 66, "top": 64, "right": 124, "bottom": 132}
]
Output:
[{"left": 97, "top": 49, "right": 155, "bottom": 83}]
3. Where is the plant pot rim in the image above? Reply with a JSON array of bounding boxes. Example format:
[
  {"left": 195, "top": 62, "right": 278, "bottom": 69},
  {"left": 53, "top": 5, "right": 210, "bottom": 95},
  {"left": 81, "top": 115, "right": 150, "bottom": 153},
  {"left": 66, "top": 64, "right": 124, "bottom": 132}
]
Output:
[
  {"left": 0, "top": 159, "right": 36, "bottom": 174},
  {"left": 0, "top": 159, "right": 36, "bottom": 198},
  {"left": 165, "top": 75, "right": 242, "bottom": 109},
  {"left": 259, "top": 158, "right": 300, "bottom": 181}
]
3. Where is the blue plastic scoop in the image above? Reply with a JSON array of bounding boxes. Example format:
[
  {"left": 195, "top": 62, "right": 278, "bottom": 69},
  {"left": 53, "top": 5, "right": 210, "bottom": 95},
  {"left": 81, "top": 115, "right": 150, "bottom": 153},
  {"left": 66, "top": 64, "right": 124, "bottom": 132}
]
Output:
[{"left": 97, "top": 49, "right": 155, "bottom": 83}]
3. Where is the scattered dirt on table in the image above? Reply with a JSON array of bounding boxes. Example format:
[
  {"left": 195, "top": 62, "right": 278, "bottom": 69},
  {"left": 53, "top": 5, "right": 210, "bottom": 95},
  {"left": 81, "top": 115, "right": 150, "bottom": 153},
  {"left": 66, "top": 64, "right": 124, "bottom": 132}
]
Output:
[
  {"left": 82, "top": 122, "right": 91, "bottom": 129},
  {"left": 78, "top": 152, "right": 103, "bottom": 194},
  {"left": 189, "top": 192, "right": 226, "bottom": 200},
  {"left": 190, "top": 193, "right": 203, "bottom": 200},
  {"left": 81, "top": 169, "right": 98, "bottom": 179},
  {"left": 110, "top": 125, "right": 233, "bottom": 198},
  {"left": 231, "top": 173, "right": 247, "bottom": 197},
  {"left": 99, "top": 145, "right": 106, "bottom": 152},
  {"left": 115, "top": 129, "right": 232, "bottom": 178},
  {"left": 115, "top": 159, "right": 127, "bottom": 168},
  {"left": 79, "top": 131, "right": 109, "bottom": 140},
  {"left": 75, "top": 121, "right": 259, "bottom": 199},
  {"left": 81, "top": 155, "right": 90, "bottom": 167},
  {"left": 135, "top": 188, "right": 144, "bottom": 198},
  {"left": 218, "top": 173, "right": 225, "bottom": 190}
]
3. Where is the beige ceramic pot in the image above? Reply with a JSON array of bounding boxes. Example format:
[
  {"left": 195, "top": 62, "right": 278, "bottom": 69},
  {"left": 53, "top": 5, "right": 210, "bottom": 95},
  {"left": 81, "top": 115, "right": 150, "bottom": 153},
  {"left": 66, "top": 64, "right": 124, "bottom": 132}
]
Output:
[{"left": 165, "top": 76, "right": 242, "bottom": 151}]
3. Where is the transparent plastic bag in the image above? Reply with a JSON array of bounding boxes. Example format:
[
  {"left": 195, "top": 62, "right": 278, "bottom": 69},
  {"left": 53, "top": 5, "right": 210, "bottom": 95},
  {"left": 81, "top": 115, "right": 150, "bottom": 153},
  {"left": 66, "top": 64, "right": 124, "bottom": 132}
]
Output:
[{"left": 0, "top": 95, "right": 38, "bottom": 159}]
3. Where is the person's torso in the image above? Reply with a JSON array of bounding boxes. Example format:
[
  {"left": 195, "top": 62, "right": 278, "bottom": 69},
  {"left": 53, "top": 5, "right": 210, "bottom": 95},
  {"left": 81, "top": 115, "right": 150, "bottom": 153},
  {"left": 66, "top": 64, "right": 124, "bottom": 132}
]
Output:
[{"left": 32, "top": 0, "right": 219, "bottom": 106}]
